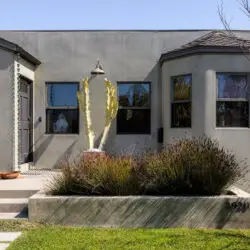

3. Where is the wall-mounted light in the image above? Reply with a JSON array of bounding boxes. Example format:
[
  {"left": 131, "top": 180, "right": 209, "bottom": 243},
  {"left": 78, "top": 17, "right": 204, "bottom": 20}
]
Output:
[{"left": 91, "top": 60, "right": 105, "bottom": 75}]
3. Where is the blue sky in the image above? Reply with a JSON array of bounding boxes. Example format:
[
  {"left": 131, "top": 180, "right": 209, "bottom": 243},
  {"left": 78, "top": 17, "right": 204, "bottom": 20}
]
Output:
[{"left": 1, "top": 0, "right": 249, "bottom": 30}]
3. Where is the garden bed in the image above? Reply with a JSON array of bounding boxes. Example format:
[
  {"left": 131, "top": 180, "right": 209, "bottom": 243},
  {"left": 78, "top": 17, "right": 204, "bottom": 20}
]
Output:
[
  {"left": 29, "top": 191, "right": 250, "bottom": 229},
  {"left": 34, "top": 136, "right": 250, "bottom": 228}
]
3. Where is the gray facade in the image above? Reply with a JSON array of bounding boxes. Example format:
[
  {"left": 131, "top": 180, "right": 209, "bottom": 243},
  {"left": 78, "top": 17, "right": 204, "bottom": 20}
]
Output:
[
  {"left": 1, "top": 30, "right": 250, "bottom": 192},
  {"left": 0, "top": 30, "right": 212, "bottom": 169},
  {"left": 0, "top": 49, "right": 14, "bottom": 171}
]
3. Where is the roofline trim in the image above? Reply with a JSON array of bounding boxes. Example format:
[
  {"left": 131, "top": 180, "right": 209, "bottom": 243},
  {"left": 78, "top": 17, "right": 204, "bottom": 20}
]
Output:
[
  {"left": 16, "top": 46, "right": 41, "bottom": 66},
  {"left": 159, "top": 46, "right": 250, "bottom": 63},
  {"left": 0, "top": 37, "right": 41, "bottom": 66},
  {"left": 0, "top": 29, "right": 250, "bottom": 32}
]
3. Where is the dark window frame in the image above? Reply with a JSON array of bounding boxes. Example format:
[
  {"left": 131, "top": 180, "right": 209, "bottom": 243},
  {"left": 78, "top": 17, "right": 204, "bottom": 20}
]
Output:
[
  {"left": 45, "top": 82, "right": 80, "bottom": 134},
  {"left": 216, "top": 73, "right": 250, "bottom": 128},
  {"left": 117, "top": 81, "right": 151, "bottom": 135},
  {"left": 171, "top": 74, "right": 192, "bottom": 128}
]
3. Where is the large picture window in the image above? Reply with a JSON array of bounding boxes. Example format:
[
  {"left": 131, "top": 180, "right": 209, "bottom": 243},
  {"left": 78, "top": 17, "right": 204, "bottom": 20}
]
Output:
[
  {"left": 216, "top": 74, "right": 249, "bottom": 127},
  {"left": 46, "top": 82, "right": 79, "bottom": 134},
  {"left": 171, "top": 74, "right": 192, "bottom": 128},
  {"left": 117, "top": 82, "right": 151, "bottom": 134}
]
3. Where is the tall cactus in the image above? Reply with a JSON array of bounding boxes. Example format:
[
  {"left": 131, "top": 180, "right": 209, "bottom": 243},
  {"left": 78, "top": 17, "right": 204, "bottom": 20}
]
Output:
[
  {"left": 77, "top": 77, "right": 95, "bottom": 149},
  {"left": 98, "top": 78, "right": 118, "bottom": 151},
  {"left": 77, "top": 77, "right": 118, "bottom": 151}
]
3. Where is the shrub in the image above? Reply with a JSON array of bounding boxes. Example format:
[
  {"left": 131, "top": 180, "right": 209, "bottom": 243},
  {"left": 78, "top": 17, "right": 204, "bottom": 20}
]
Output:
[
  {"left": 143, "top": 135, "right": 246, "bottom": 195},
  {"left": 46, "top": 153, "right": 143, "bottom": 196},
  {"left": 47, "top": 135, "right": 246, "bottom": 196}
]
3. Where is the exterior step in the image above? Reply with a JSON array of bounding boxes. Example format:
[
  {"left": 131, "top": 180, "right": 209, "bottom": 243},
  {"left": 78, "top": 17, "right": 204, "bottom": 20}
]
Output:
[
  {"left": 0, "top": 190, "right": 37, "bottom": 199},
  {"left": 0, "top": 243, "right": 9, "bottom": 250},
  {"left": 0, "top": 232, "right": 21, "bottom": 241},
  {"left": 0, "top": 212, "right": 27, "bottom": 219},
  {"left": 0, "top": 199, "right": 28, "bottom": 213},
  {"left": 0, "top": 232, "right": 22, "bottom": 249}
]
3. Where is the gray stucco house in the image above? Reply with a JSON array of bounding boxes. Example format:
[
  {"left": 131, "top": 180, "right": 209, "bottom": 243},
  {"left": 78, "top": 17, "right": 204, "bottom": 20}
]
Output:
[{"left": 1, "top": 29, "right": 250, "bottom": 189}]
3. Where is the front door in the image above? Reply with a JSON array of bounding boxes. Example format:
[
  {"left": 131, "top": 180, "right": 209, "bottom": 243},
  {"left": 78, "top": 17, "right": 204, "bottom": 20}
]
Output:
[{"left": 19, "top": 78, "right": 32, "bottom": 164}]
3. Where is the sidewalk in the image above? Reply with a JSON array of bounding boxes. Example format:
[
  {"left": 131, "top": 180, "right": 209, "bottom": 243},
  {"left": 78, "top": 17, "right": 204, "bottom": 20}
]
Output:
[{"left": 0, "top": 232, "right": 21, "bottom": 250}]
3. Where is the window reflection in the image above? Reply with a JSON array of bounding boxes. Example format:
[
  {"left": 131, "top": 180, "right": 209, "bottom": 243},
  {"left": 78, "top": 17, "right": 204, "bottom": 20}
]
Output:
[
  {"left": 46, "top": 110, "right": 79, "bottom": 134},
  {"left": 217, "top": 74, "right": 248, "bottom": 99},
  {"left": 46, "top": 82, "right": 79, "bottom": 134},
  {"left": 171, "top": 75, "right": 192, "bottom": 128},
  {"left": 117, "top": 82, "right": 151, "bottom": 134},
  {"left": 216, "top": 102, "right": 248, "bottom": 127},
  {"left": 118, "top": 83, "right": 150, "bottom": 107},
  {"left": 117, "top": 109, "right": 151, "bottom": 134},
  {"left": 47, "top": 83, "right": 78, "bottom": 107},
  {"left": 171, "top": 103, "right": 191, "bottom": 128},
  {"left": 216, "top": 74, "right": 249, "bottom": 128},
  {"left": 173, "top": 75, "right": 191, "bottom": 101}
]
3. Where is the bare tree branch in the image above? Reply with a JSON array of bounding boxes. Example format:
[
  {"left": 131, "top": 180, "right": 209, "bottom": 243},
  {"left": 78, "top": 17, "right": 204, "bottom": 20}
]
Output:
[
  {"left": 218, "top": 0, "right": 250, "bottom": 60},
  {"left": 237, "top": 0, "right": 250, "bottom": 18}
]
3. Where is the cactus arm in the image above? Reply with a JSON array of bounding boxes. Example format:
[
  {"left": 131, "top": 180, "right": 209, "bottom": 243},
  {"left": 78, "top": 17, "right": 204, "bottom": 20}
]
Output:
[
  {"left": 77, "top": 77, "right": 95, "bottom": 150},
  {"left": 98, "top": 79, "right": 118, "bottom": 151}
]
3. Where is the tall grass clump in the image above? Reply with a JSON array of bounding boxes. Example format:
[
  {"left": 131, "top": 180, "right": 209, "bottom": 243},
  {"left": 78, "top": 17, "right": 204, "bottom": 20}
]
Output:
[
  {"left": 144, "top": 135, "right": 246, "bottom": 195},
  {"left": 46, "top": 153, "right": 143, "bottom": 196}
]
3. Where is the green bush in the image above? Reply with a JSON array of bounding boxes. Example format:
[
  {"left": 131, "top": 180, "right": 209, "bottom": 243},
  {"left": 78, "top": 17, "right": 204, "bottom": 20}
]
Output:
[
  {"left": 143, "top": 135, "right": 246, "bottom": 195},
  {"left": 47, "top": 135, "right": 246, "bottom": 196}
]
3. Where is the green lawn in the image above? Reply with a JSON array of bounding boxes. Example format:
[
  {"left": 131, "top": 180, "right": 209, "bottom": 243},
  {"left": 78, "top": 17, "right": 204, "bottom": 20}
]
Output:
[{"left": 2, "top": 220, "right": 250, "bottom": 250}]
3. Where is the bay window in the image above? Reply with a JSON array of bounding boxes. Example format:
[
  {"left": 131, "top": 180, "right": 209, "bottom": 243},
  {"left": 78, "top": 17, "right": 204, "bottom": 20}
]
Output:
[
  {"left": 171, "top": 74, "right": 192, "bottom": 128},
  {"left": 216, "top": 74, "right": 249, "bottom": 127}
]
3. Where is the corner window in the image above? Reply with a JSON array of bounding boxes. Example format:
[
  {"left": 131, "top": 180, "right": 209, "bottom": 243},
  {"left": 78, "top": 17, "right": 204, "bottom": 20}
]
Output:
[
  {"left": 216, "top": 74, "right": 249, "bottom": 127},
  {"left": 46, "top": 82, "right": 79, "bottom": 134},
  {"left": 117, "top": 82, "right": 151, "bottom": 134},
  {"left": 171, "top": 75, "right": 192, "bottom": 128}
]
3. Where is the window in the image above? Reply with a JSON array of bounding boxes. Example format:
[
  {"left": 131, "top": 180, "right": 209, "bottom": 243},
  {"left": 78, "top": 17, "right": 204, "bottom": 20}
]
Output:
[
  {"left": 46, "top": 82, "right": 79, "bottom": 134},
  {"left": 171, "top": 74, "right": 192, "bottom": 128},
  {"left": 216, "top": 74, "right": 249, "bottom": 127},
  {"left": 117, "top": 82, "right": 151, "bottom": 134}
]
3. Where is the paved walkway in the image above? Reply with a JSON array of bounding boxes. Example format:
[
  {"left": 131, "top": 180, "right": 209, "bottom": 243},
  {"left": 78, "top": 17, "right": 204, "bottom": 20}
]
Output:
[
  {"left": 0, "top": 232, "right": 21, "bottom": 250},
  {"left": 0, "top": 172, "right": 52, "bottom": 192}
]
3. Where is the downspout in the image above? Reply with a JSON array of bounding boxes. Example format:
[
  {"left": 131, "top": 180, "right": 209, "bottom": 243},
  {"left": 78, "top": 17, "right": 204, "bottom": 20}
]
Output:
[{"left": 157, "top": 59, "right": 164, "bottom": 151}]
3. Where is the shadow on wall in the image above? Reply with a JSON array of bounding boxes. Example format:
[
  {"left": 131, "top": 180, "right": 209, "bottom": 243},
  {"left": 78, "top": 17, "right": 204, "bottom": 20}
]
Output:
[
  {"left": 94, "top": 120, "right": 116, "bottom": 152},
  {"left": 32, "top": 134, "right": 77, "bottom": 169},
  {"left": 144, "top": 63, "right": 161, "bottom": 151},
  {"left": 35, "top": 196, "right": 250, "bottom": 229},
  {"left": 32, "top": 134, "right": 54, "bottom": 165},
  {"left": 53, "top": 140, "right": 78, "bottom": 169}
]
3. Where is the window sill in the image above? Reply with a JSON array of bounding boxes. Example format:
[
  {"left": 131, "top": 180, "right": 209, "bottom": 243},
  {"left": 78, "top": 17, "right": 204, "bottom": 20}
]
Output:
[
  {"left": 44, "top": 133, "right": 79, "bottom": 136},
  {"left": 116, "top": 133, "right": 151, "bottom": 135},
  {"left": 215, "top": 127, "right": 249, "bottom": 130},
  {"left": 170, "top": 127, "right": 192, "bottom": 129}
]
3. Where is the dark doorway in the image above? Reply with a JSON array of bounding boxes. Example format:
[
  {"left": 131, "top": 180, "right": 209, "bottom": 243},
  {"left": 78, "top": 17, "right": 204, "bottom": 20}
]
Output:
[{"left": 19, "top": 77, "right": 33, "bottom": 164}]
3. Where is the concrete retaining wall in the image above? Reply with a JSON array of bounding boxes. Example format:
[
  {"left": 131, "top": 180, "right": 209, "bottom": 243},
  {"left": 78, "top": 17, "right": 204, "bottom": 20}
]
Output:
[{"left": 29, "top": 193, "right": 250, "bottom": 228}]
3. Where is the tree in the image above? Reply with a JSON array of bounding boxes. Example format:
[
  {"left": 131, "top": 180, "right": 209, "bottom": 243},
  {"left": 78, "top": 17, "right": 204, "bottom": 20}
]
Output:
[
  {"left": 218, "top": 0, "right": 250, "bottom": 59},
  {"left": 219, "top": 0, "right": 250, "bottom": 29}
]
